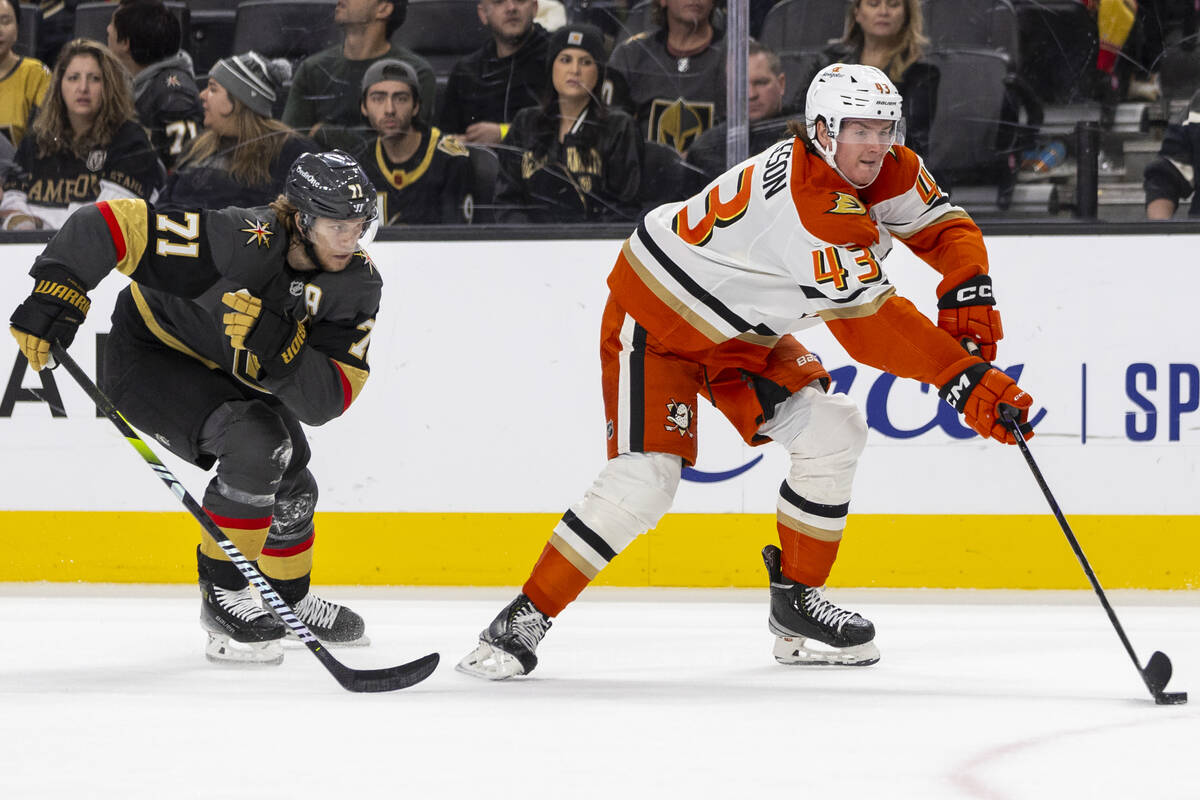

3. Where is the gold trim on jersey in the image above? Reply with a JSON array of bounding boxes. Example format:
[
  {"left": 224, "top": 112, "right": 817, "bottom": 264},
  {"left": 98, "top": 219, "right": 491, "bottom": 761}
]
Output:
[
  {"left": 375, "top": 128, "right": 440, "bottom": 190},
  {"left": 549, "top": 532, "right": 602, "bottom": 580},
  {"left": 332, "top": 357, "right": 369, "bottom": 404},
  {"left": 105, "top": 198, "right": 150, "bottom": 276},
  {"left": 777, "top": 512, "right": 844, "bottom": 542},
  {"left": 816, "top": 286, "right": 896, "bottom": 321},
  {"left": 257, "top": 548, "right": 314, "bottom": 579},
  {"left": 901, "top": 209, "right": 972, "bottom": 237},
  {"left": 129, "top": 283, "right": 219, "bottom": 369}
]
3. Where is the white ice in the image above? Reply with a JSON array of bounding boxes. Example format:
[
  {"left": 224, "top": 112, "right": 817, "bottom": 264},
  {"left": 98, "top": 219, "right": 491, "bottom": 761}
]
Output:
[{"left": 1, "top": 584, "right": 1197, "bottom": 799}]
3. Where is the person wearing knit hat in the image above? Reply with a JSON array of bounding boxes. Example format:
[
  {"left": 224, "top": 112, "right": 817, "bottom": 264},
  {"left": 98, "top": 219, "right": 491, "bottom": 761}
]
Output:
[
  {"left": 493, "top": 21, "right": 643, "bottom": 224},
  {"left": 337, "top": 57, "right": 475, "bottom": 224},
  {"left": 158, "top": 52, "right": 317, "bottom": 210}
]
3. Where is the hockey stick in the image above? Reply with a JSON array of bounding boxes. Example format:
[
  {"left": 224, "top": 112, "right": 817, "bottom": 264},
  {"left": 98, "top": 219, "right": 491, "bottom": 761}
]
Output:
[
  {"left": 1000, "top": 409, "right": 1186, "bottom": 705},
  {"left": 49, "top": 343, "right": 439, "bottom": 693}
]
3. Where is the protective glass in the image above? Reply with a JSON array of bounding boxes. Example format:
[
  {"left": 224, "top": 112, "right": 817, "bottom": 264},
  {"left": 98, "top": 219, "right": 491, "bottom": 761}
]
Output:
[
  {"left": 308, "top": 214, "right": 377, "bottom": 252},
  {"left": 834, "top": 118, "right": 906, "bottom": 147}
]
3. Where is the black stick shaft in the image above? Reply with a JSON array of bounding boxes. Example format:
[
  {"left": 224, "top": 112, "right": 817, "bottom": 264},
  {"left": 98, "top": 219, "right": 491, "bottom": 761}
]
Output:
[
  {"left": 1004, "top": 416, "right": 1152, "bottom": 689},
  {"left": 49, "top": 343, "right": 437, "bottom": 692}
]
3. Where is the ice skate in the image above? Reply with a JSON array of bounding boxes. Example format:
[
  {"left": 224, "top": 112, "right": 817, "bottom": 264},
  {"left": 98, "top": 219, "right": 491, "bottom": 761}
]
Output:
[
  {"left": 200, "top": 580, "right": 286, "bottom": 665},
  {"left": 456, "top": 593, "right": 552, "bottom": 680},
  {"left": 762, "top": 545, "right": 879, "bottom": 666},
  {"left": 285, "top": 592, "right": 369, "bottom": 647}
]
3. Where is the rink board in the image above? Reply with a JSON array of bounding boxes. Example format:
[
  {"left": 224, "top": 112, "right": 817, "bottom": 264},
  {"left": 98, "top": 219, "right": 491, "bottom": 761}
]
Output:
[{"left": 1, "top": 235, "right": 1198, "bottom": 589}]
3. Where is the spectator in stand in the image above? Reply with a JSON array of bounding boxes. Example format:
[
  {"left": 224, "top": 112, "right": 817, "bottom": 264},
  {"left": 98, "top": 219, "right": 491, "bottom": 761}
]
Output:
[
  {"left": 107, "top": 0, "right": 203, "bottom": 171},
  {"left": 1144, "top": 88, "right": 1200, "bottom": 219},
  {"left": 349, "top": 59, "right": 475, "bottom": 224},
  {"left": 0, "top": 0, "right": 50, "bottom": 147},
  {"left": 0, "top": 38, "right": 162, "bottom": 231},
  {"left": 608, "top": 0, "right": 727, "bottom": 155},
  {"left": 160, "top": 52, "right": 316, "bottom": 210},
  {"left": 284, "top": 0, "right": 436, "bottom": 136},
  {"left": 495, "top": 24, "right": 641, "bottom": 224},
  {"left": 687, "top": 40, "right": 793, "bottom": 180},
  {"left": 438, "top": 0, "right": 551, "bottom": 145},
  {"left": 799, "top": 0, "right": 937, "bottom": 158}
]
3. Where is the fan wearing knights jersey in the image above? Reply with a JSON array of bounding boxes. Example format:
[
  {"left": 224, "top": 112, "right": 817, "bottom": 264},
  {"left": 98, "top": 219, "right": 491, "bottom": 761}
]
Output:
[
  {"left": 458, "top": 63, "right": 1036, "bottom": 680},
  {"left": 9, "top": 151, "right": 382, "bottom": 666}
]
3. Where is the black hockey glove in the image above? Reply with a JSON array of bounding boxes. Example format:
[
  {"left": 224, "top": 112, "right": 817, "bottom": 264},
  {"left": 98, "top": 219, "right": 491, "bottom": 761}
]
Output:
[
  {"left": 9, "top": 266, "right": 91, "bottom": 371},
  {"left": 221, "top": 290, "right": 307, "bottom": 377}
]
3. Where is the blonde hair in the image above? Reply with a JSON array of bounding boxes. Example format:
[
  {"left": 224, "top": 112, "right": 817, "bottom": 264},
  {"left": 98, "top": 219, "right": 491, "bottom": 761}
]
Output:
[
  {"left": 179, "top": 92, "right": 297, "bottom": 186},
  {"left": 33, "top": 39, "right": 136, "bottom": 159},
  {"left": 842, "top": 0, "right": 928, "bottom": 83}
]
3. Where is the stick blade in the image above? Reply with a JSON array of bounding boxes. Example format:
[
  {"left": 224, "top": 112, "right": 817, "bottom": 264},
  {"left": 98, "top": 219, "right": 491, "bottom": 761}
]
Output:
[
  {"left": 332, "top": 652, "right": 440, "bottom": 693},
  {"left": 1143, "top": 650, "right": 1173, "bottom": 695},
  {"left": 1155, "top": 691, "right": 1188, "bottom": 705}
]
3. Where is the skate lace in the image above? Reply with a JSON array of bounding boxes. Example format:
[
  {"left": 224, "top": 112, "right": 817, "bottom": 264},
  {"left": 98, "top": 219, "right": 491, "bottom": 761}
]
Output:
[
  {"left": 508, "top": 604, "right": 550, "bottom": 652},
  {"left": 215, "top": 586, "right": 269, "bottom": 622},
  {"left": 802, "top": 587, "right": 854, "bottom": 632},
  {"left": 295, "top": 594, "right": 340, "bottom": 628}
]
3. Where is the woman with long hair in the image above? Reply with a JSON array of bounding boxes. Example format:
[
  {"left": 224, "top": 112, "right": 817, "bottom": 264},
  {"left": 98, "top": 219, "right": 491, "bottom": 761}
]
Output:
[
  {"left": 0, "top": 38, "right": 162, "bottom": 230},
  {"left": 495, "top": 23, "right": 642, "bottom": 224},
  {"left": 801, "top": 0, "right": 938, "bottom": 158},
  {"left": 0, "top": 0, "right": 50, "bottom": 148},
  {"left": 160, "top": 51, "right": 314, "bottom": 209}
]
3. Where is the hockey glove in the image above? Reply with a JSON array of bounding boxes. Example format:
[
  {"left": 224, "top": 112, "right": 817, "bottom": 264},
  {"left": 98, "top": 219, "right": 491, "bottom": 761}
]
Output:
[
  {"left": 937, "top": 274, "right": 1003, "bottom": 362},
  {"left": 938, "top": 361, "right": 1034, "bottom": 445},
  {"left": 9, "top": 267, "right": 91, "bottom": 371},
  {"left": 221, "top": 290, "right": 307, "bottom": 377}
]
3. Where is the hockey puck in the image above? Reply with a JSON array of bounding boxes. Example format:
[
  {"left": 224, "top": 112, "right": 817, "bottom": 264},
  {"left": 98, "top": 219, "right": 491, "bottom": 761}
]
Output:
[{"left": 1155, "top": 691, "right": 1188, "bottom": 705}]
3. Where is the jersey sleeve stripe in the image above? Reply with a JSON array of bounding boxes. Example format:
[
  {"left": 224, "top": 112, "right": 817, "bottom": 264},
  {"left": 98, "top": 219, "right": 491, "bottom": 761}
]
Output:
[
  {"left": 331, "top": 359, "right": 366, "bottom": 411},
  {"left": 205, "top": 511, "right": 273, "bottom": 529},
  {"left": 95, "top": 198, "right": 149, "bottom": 277},
  {"left": 816, "top": 286, "right": 896, "bottom": 321}
]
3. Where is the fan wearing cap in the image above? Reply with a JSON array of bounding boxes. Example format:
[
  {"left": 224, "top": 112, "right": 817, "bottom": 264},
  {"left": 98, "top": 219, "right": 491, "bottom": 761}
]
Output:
[
  {"left": 340, "top": 58, "right": 475, "bottom": 224},
  {"left": 9, "top": 151, "right": 384, "bottom": 664},
  {"left": 0, "top": 38, "right": 163, "bottom": 231},
  {"left": 494, "top": 23, "right": 641, "bottom": 224},
  {"left": 159, "top": 51, "right": 317, "bottom": 210}
]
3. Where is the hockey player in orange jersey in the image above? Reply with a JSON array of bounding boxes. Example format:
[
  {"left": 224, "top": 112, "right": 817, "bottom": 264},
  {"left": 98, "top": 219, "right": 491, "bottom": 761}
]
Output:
[{"left": 458, "top": 63, "right": 1035, "bottom": 679}]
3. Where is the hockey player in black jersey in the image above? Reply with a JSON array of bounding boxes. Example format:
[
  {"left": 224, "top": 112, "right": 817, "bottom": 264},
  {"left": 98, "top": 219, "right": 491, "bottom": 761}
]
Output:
[{"left": 9, "top": 151, "right": 382, "bottom": 665}]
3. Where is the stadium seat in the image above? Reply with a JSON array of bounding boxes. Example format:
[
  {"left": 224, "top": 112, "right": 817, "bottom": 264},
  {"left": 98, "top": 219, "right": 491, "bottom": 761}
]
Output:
[
  {"left": 16, "top": 3, "right": 38, "bottom": 58},
  {"left": 231, "top": 0, "right": 338, "bottom": 63},
  {"left": 924, "top": 0, "right": 1019, "bottom": 60},
  {"left": 640, "top": 140, "right": 706, "bottom": 206},
  {"left": 74, "top": 1, "right": 190, "bottom": 45},
  {"left": 188, "top": 8, "right": 237, "bottom": 77},
  {"left": 1012, "top": 0, "right": 1098, "bottom": 104},
  {"left": 391, "top": 0, "right": 485, "bottom": 84},
  {"left": 758, "top": 0, "right": 846, "bottom": 55}
]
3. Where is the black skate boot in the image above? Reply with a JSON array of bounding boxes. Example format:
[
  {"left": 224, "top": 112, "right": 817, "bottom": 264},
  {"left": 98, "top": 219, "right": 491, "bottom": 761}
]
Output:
[
  {"left": 198, "top": 550, "right": 286, "bottom": 666},
  {"left": 456, "top": 593, "right": 552, "bottom": 680},
  {"left": 289, "top": 592, "right": 369, "bottom": 646},
  {"left": 762, "top": 544, "right": 879, "bottom": 666}
]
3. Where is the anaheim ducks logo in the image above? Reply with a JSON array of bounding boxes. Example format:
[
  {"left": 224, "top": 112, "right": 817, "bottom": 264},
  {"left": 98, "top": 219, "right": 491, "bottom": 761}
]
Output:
[
  {"left": 665, "top": 399, "right": 695, "bottom": 438},
  {"left": 828, "top": 192, "right": 867, "bottom": 216},
  {"left": 650, "top": 98, "right": 715, "bottom": 154}
]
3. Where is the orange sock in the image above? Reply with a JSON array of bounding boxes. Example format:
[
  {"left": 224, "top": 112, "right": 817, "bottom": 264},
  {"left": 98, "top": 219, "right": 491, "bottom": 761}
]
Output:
[
  {"left": 777, "top": 523, "right": 841, "bottom": 587},
  {"left": 522, "top": 542, "right": 592, "bottom": 617}
]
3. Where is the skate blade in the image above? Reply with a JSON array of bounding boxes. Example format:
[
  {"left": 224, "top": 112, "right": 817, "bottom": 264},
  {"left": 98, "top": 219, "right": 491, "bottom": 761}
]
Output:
[
  {"left": 205, "top": 632, "right": 284, "bottom": 666},
  {"left": 773, "top": 636, "right": 880, "bottom": 667},
  {"left": 284, "top": 631, "right": 371, "bottom": 648},
  {"left": 455, "top": 640, "right": 527, "bottom": 681}
]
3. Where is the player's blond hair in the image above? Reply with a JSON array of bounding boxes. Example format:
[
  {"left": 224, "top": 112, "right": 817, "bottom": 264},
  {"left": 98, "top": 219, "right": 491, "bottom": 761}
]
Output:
[{"left": 33, "top": 39, "right": 136, "bottom": 159}]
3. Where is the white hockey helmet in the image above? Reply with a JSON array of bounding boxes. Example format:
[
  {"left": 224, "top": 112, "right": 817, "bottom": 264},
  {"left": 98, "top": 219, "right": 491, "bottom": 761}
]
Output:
[{"left": 805, "top": 63, "right": 905, "bottom": 185}]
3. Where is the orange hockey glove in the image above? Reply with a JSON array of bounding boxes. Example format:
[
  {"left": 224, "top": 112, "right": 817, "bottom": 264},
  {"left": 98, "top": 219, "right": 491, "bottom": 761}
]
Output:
[
  {"left": 937, "top": 274, "right": 1003, "bottom": 362},
  {"left": 938, "top": 362, "right": 1033, "bottom": 444}
]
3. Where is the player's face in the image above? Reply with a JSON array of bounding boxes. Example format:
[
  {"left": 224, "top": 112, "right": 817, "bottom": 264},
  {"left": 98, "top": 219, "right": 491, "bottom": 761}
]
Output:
[
  {"left": 831, "top": 118, "right": 897, "bottom": 186},
  {"left": 551, "top": 48, "right": 599, "bottom": 103},
  {"left": 659, "top": 0, "right": 713, "bottom": 29},
  {"left": 477, "top": 0, "right": 537, "bottom": 42},
  {"left": 308, "top": 216, "right": 370, "bottom": 272},
  {"left": 0, "top": 1, "right": 17, "bottom": 59},
  {"left": 200, "top": 78, "right": 235, "bottom": 133},
  {"left": 854, "top": 0, "right": 906, "bottom": 42},
  {"left": 747, "top": 53, "right": 784, "bottom": 122},
  {"left": 61, "top": 55, "right": 103, "bottom": 126},
  {"left": 361, "top": 80, "right": 418, "bottom": 137}
]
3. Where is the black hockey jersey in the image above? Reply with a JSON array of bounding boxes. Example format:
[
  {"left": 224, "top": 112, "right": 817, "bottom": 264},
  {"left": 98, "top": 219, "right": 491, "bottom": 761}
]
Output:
[
  {"left": 29, "top": 199, "right": 381, "bottom": 424},
  {"left": 351, "top": 126, "right": 475, "bottom": 225},
  {"left": 132, "top": 53, "right": 204, "bottom": 171}
]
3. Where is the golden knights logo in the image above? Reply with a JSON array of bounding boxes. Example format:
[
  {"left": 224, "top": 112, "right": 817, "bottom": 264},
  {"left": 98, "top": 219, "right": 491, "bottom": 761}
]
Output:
[
  {"left": 649, "top": 98, "right": 715, "bottom": 154},
  {"left": 828, "top": 192, "right": 867, "bottom": 216},
  {"left": 665, "top": 399, "right": 695, "bottom": 438},
  {"left": 240, "top": 218, "right": 273, "bottom": 248}
]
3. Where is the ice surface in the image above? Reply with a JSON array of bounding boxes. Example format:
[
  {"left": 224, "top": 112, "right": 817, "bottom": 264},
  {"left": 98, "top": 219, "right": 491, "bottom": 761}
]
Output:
[{"left": 1, "top": 585, "right": 1196, "bottom": 799}]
